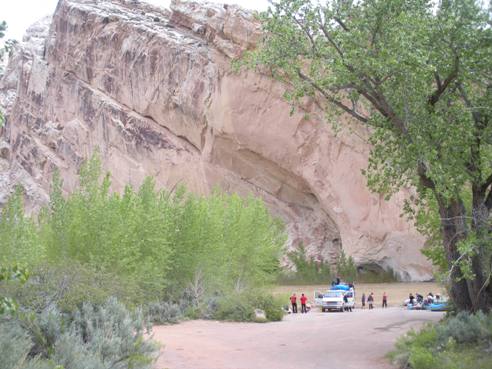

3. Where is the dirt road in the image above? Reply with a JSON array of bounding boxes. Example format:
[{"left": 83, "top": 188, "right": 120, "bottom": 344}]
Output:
[{"left": 153, "top": 308, "right": 443, "bottom": 369}]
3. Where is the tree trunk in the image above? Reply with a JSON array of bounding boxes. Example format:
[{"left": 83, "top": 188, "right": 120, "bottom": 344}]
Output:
[
  {"left": 439, "top": 199, "right": 473, "bottom": 310},
  {"left": 439, "top": 197, "right": 492, "bottom": 312}
]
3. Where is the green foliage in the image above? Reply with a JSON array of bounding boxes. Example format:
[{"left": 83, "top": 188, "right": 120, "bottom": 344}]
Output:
[
  {"left": 0, "top": 264, "right": 29, "bottom": 315},
  {"left": 435, "top": 311, "right": 492, "bottom": 345},
  {"left": 213, "top": 293, "right": 256, "bottom": 322},
  {"left": 278, "top": 243, "right": 332, "bottom": 284},
  {"left": 356, "top": 266, "right": 398, "bottom": 283},
  {"left": 0, "top": 153, "right": 285, "bottom": 312},
  {"left": 336, "top": 251, "right": 357, "bottom": 283},
  {"left": 211, "top": 291, "right": 284, "bottom": 322},
  {"left": 0, "top": 187, "right": 42, "bottom": 266},
  {"left": 0, "top": 298, "right": 158, "bottom": 369},
  {"left": 251, "top": 293, "right": 284, "bottom": 322},
  {"left": 243, "top": 0, "right": 492, "bottom": 310},
  {"left": 145, "top": 301, "right": 183, "bottom": 324},
  {"left": 390, "top": 311, "right": 492, "bottom": 369}
]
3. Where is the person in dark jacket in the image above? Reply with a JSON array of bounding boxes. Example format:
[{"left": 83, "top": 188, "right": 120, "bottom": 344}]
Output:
[
  {"left": 367, "top": 292, "right": 374, "bottom": 309},
  {"left": 361, "top": 293, "right": 366, "bottom": 309}
]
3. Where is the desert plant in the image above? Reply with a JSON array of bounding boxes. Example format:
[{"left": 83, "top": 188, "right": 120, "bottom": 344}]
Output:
[
  {"left": 145, "top": 301, "right": 183, "bottom": 324},
  {"left": 7, "top": 297, "right": 159, "bottom": 369},
  {"left": 390, "top": 311, "right": 492, "bottom": 369},
  {"left": 436, "top": 311, "right": 492, "bottom": 345}
]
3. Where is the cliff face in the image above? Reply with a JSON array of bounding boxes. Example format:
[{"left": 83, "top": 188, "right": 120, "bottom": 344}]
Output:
[{"left": 0, "top": 0, "right": 432, "bottom": 280}]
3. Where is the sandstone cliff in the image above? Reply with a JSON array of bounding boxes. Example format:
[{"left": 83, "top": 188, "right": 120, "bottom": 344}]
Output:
[{"left": 0, "top": 0, "right": 432, "bottom": 280}]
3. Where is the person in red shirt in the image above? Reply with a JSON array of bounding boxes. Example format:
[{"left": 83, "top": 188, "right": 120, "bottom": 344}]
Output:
[
  {"left": 300, "top": 293, "right": 308, "bottom": 313},
  {"left": 290, "top": 293, "right": 298, "bottom": 313}
]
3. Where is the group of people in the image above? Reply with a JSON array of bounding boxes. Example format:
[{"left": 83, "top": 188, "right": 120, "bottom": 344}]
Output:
[
  {"left": 407, "top": 292, "right": 440, "bottom": 307},
  {"left": 360, "top": 291, "right": 388, "bottom": 309},
  {"left": 289, "top": 293, "right": 309, "bottom": 313}
]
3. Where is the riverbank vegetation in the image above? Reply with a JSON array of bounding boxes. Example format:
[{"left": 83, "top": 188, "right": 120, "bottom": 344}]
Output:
[
  {"left": 278, "top": 246, "right": 396, "bottom": 285},
  {"left": 0, "top": 154, "right": 286, "bottom": 368},
  {"left": 390, "top": 311, "right": 492, "bottom": 369}
]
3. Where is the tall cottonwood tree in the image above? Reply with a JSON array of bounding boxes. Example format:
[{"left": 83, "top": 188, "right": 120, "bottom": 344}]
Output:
[{"left": 242, "top": 0, "right": 492, "bottom": 311}]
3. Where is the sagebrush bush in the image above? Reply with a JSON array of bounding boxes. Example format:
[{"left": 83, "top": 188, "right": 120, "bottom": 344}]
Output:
[
  {"left": 390, "top": 311, "right": 492, "bottom": 369},
  {"left": 0, "top": 320, "right": 32, "bottom": 369},
  {"left": 145, "top": 301, "right": 183, "bottom": 324},
  {"left": 436, "top": 311, "right": 492, "bottom": 344},
  {"left": 1, "top": 298, "right": 159, "bottom": 369}
]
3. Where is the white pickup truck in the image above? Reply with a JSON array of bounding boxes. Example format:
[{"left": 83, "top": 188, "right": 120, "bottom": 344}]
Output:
[{"left": 315, "top": 288, "right": 355, "bottom": 312}]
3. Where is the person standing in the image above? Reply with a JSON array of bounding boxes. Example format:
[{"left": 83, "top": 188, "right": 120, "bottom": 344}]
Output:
[
  {"left": 367, "top": 292, "right": 374, "bottom": 309},
  {"left": 300, "top": 293, "right": 308, "bottom": 313},
  {"left": 361, "top": 292, "right": 366, "bottom": 309},
  {"left": 290, "top": 293, "right": 298, "bottom": 313},
  {"left": 382, "top": 292, "right": 388, "bottom": 308}
]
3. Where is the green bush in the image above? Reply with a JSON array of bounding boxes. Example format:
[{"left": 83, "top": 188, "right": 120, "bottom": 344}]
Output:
[
  {"left": 0, "top": 298, "right": 159, "bottom": 369},
  {"left": 278, "top": 244, "right": 332, "bottom": 285},
  {"left": 0, "top": 153, "right": 286, "bottom": 311},
  {"left": 251, "top": 294, "right": 284, "bottom": 322},
  {"left": 145, "top": 301, "right": 183, "bottom": 324},
  {"left": 390, "top": 312, "right": 492, "bottom": 369},
  {"left": 211, "top": 291, "right": 283, "bottom": 322},
  {"left": 213, "top": 293, "right": 255, "bottom": 322},
  {"left": 0, "top": 320, "right": 33, "bottom": 369},
  {"left": 436, "top": 311, "right": 492, "bottom": 345}
]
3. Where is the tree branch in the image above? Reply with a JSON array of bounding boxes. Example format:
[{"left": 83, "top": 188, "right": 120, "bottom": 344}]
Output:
[
  {"left": 334, "top": 16, "right": 349, "bottom": 31},
  {"left": 428, "top": 54, "right": 459, "bottom": 106},
  {"left": 297, "top": 71, "right": 369, "bottom": 123},
  {"left": 417, "top": 162, "right": 436, "bottom": 190},
  {"left": 482, "top": 173, "right": 492, "bottom": 192}
]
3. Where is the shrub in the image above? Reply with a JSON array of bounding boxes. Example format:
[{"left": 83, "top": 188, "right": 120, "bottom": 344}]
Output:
[
  {"left": 279, "top": 244, "right": 332, "bottom": 285},
  {"left": 210, "top": 291, "right": 284, "bottom": 322},
  {"left": 213, "top": 293, "right": 255, "bottom": 322},
  {"left": 436, "top": 311, "right": 492, "bottom": 345},
  {"left": 0, "top": 320, "right": 32, "bottom": 369},
  {"left": 145, "top": 301, "right": 183, "bottom": 324},
  {"left": 390, "top": 312, "right": 492, "bottom": 369},
  {"left": 57, "top": 297, "right": 158, "bottom": 369},
  {"left": 1, "top": 298, "right": 159, "bottom": 369},
  {"left": 251, "top": 294, "right": 284, "bottom": 322}
]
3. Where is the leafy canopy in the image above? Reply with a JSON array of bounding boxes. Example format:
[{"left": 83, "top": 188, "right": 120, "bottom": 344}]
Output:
[
  {"left": 0, "top": 153, "right": 286, "bottom": 306},
  {"left": 241, "top": 0, "right": 492, "bottom": 291}
]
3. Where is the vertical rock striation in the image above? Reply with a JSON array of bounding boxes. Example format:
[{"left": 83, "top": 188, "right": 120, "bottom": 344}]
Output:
[{"left": 0, "top": 0, "right": 432, "bottom": 280}]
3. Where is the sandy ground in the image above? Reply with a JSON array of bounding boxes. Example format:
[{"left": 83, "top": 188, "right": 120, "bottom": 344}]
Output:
[
  {"left": 275, "top": 282, "right": 445, "bottom": 307},
  {"left": 153, "top": 307, "right": 443, "bottom": 369}
]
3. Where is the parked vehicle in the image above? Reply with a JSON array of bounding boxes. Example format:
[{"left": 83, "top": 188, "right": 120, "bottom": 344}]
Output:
[{"left": 315, "top": 286, "right": 355, "bottom": 312}]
